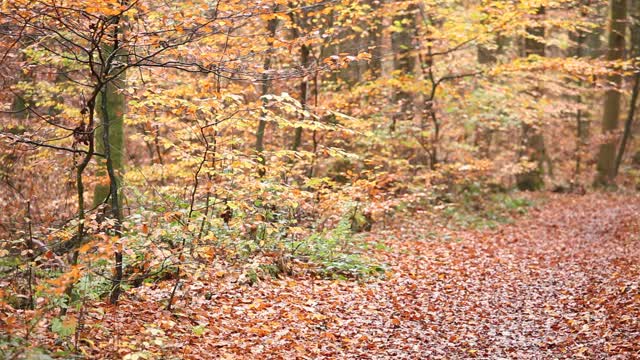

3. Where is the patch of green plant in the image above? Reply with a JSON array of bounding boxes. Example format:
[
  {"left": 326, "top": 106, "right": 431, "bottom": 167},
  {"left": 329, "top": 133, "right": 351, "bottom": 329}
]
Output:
[
  {"left": 293, "top": 215, "right": 386, "bottom": 280},
  {"left": 441, "top": 186, "right": 534, "bottom": 230},
  {"left": 51, "top": 316, "right": 76, "bottom": 338},
  {"left": 74, "top": 271, "right": 113, "bottom": 301},
  {"left": 0, "top": 335, "right": 56, "bottom": 359}
]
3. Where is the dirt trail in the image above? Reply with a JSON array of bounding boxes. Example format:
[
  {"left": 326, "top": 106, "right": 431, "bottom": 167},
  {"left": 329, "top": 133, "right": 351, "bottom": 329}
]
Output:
[{"left": 87, "top": 194, "right": 640, "bottom": 359}]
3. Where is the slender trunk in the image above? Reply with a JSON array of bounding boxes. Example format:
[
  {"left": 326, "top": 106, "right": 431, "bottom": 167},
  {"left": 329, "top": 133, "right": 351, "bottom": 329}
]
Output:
[
  {"left": 94, "top": 80, "right": 125, "bottom": 206},
  {"left": 368, "top": 0, "right": 384, "bottom": 77},
  {"left": 389, "top": 4, "right": 417, "bottom": 132},
  {"left": 614, "top": 0, "right": 640, "bottom": 176},
  {"left": 290, "top": 6, "right": 310, "bottom": 151},
  {"left": 96, "top": 17, "right": 127, "bottom": 304},
  {"left": 595, "top": 0, "right": 627, "bottom": 185},
  {"left": 101, "top": 85, "right": 123, "bottom": 304},
  {"left": 292, "top": 43, "right": 309, "bottom": 151},
  {"left": 614, "top": 72, "right": 640, "bottom": 175},
  {"left": 76, "top": 94, "right": 98, "bottom": 249},
  {"left": 256, "top": 15, "right": 278, "bottom": 176},
  {"left": 516, "top": 6, "right": 548, "bottom": 191},
  {"left": 416, "top": 5, "right": 438, "bottom": 168},
  {"left": 94, "top": 6, "right": 127, "bottom": 206},
  {"left": 571, "top": 6, "right": 588, "bottom": 181},
  {"left": 307, "top": 70, "right": 320, "bottom": 177},
  {"left": 475, "top": 11, "right": 504, "bottom": 160},
  {"left": 60, "top": 89, "right": 98, "bottom": 316},
  {"left": 575, "top": 108, "right": 583, "bottom": 177}
]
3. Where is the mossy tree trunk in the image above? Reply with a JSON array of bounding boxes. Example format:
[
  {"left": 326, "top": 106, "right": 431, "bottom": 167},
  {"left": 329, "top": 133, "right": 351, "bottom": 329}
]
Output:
[
  {"left": 94, "top": 18, "right": 127, "bottom": 304},
  {"left": 94, "top": 76, "right": 125, "bottom": 207}
]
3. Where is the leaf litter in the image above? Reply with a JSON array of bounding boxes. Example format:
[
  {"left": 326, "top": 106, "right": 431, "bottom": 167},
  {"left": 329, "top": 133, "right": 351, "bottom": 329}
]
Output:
[{"left": 62, "top": 193, "right": 640, "bottom": 358}]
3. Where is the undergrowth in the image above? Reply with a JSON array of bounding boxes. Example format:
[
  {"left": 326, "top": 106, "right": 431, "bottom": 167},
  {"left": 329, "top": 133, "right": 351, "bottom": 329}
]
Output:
[
  {"left": 441, "top": 185, "right": 536, "bottom": 229},
  {"left": 291, "top": 217, "right": 386, "bottom": 280}
]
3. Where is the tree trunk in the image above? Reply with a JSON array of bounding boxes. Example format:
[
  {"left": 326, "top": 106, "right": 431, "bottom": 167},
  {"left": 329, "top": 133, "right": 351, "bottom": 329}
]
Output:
[
  {"left": 516, "top": 7, "right": 548, "bottom": 191},
  {"left": 389, "top": 5, "right": 417, "bottom": 132},
  {"left": 368, "top": 0, "right": 384, "bottom": 78},
  {"left": 94, "top": 17, "right": 127, "bottom": 304},
  {"left": 94, "top": 62, "right": 125, "bottom": 207},
  {"left": 255, "top": 15, "right": 278, "bottom": 176},
  {"left": 569, "top": 3, "right": 590, "bottom": 181},
  {"left": 292, "top": 43, "right": 309, "bottom": 151},
  {"left": 614, "top": 0, "right": 640, "bottom": 176},
  {"left": 595, "top": 0, "right": 627, "bottom": 186},
  {"left": 290, "top": 6, "right": 310, "bottom": 151},
  {"left": 614, "top": 72, "right": 640, "bottom": 175}
]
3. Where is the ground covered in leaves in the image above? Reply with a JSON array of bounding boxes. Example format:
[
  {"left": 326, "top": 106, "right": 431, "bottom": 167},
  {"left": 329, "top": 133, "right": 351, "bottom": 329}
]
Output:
[{"left": 32, "top": 193, "right": 640, "bottom": 358}]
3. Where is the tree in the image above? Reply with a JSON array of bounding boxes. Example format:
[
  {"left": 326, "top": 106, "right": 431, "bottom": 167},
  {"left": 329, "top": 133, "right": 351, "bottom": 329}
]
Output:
[
  {"left": 7, "top": 3, "right": 640, "bottom": 356},
  {"left": 93, "top": 44, "right": 126, "bottom": 209},
  {"left": 614, "top": 0, "right": 640, "bottom": 176},
  {"left": 290, "top": 4, "right": 311, "bottom": 151},
  {"left": 389, "top": 3, "right": 417, "bottom": 133},
  {"left": 0, "top": 0, "right": 258, "bottom": 304},
  {"left": 595, "top": 0, "right": 627, "bottom": 185},
  {"left": 255, "top": 11, "right": 279, "bottom": 176},
  {"left": 516, "top": 6, "right": 550, "bottom": 191}
]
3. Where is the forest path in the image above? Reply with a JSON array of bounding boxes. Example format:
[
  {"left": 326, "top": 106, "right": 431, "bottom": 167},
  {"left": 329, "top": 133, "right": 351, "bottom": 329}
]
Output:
[
  {"left": 364, "top": 193, "right": 640, "bottom": 359},
  {"left": 91, "top": 193, "right": 640, "bottom": 359}
]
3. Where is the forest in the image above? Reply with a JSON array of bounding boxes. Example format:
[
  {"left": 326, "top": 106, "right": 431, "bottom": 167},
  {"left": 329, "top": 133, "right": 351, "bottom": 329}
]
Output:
[{"left": 0, "top": 0, "right": 639, "bottom": 358}]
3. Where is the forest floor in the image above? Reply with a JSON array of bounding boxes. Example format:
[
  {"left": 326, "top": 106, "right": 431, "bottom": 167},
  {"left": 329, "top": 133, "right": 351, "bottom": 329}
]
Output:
[{"left": 42, "top": 193, "right": 640, "bottom": 359}]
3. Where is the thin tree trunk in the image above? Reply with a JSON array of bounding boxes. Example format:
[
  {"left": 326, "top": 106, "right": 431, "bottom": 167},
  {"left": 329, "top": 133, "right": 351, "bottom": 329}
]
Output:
[
  {"left": 93, "top": 28, "right": 126, "bottom": 206},
  {"left": 292, "top": 43, "right": 309, "bottom": 151},
  {"left": 94, "top": 84, "right": 125, "bottom": 205},
  {"left": 97, "top": 17, "right": 127, "bottom": 304},
  {"left": 613, "top": 0, "right": 640, "bottom": 176},
  {"left": 595, "top": 0, "right": 627, "bottom": 185},
  {"left": 516, "top": 6, "right": 548, "bottom": 190},
  {"left": 389, "top": 4, "right": 417, "bottom": 132},
  {"left": 255, "top": 15, "right": 278, "bottom": 176},
  {"left": 570, "top": 4, "right": 589, "bottom": 181},
  {"left": 614, "top": 72, "right": 640, "bottom": 175},
  {"left": 102, "top": 85, "right": 124, "bottom": 304},
  {"left": 290, "top": 5, "right": 310, "bottom": 151}
]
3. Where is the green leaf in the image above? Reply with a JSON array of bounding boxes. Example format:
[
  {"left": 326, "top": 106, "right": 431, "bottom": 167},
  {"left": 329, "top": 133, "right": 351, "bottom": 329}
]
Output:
[{"left": 50, "top": 317, "right": 76, "bottom": 338}]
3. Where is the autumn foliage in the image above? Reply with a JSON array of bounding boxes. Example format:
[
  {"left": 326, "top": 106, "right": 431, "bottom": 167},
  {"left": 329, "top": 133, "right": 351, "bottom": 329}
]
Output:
[{"left": 0, "top": 0, "right": 639, "bottom": 357}]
